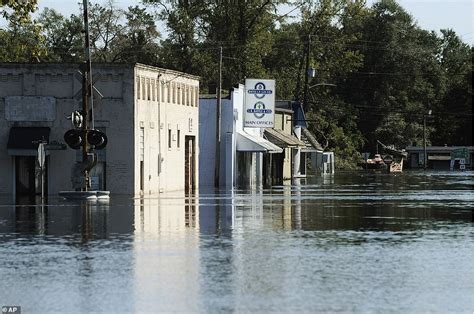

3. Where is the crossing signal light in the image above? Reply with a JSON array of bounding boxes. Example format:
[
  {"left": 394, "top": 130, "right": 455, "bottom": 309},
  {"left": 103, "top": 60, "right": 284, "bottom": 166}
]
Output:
[
  {"left": 64, "top": 129, "right": 83, "bottom": 149},
  {"left": 64, "top": 129, "right": 107, "bottom": 150},
  {"left": 87, "top": 129, "right": 107, "bottom": 150}
]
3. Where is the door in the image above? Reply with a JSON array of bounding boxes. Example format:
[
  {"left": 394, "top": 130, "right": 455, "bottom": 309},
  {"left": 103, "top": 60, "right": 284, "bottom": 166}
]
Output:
[
  {"left": 185, "top": 136, "right": 196, "bottom": 193},
  {"left": 15, "top": 156, "right": 47, "bottom": 202}
]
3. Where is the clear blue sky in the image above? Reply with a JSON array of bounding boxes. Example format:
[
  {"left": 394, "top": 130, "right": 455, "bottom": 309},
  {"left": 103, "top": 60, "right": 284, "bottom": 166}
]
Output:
[{"left": 17, "top": 0, "right": 474, "bottom": 44}]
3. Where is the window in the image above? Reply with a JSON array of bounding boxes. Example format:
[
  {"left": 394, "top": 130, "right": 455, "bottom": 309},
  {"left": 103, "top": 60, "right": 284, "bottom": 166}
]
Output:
[
  {"left": 147, "top": 78, "right": 151, "bottom": 101},
  {"left": 157, "top": 81, "right": 161, "bottom": 101},
  {"left": 195, "top": 87, "right": 199, "bottom": 107},
  {"left": 136, "top": 77, "right": 140, "bottom": 99},
  {"left": 177, "top": 129, "right": 180, "bottom": 148},
  {"left": 172, "top": 83, "right": 176, "bottom": 104},
  {"left": 161, "top": 82, "right": 165, "bottom": 102},
  {"left": 168, "top": 129, "right": 172, "bottom": 148},
  {"left": 167, "top": 83, "right": 171, "bottom": 103},
  {"left": 142, "top": 77, "right": 146, "bottom": 100},
  {"left": 151, "top": 79, "right": 155, "bottom": 101},
  {"left": 182, "top": 87, "right": 185, "bottom": 106},
  {"left": 186, "top": 86, "right": 189, "bottom": 106}
]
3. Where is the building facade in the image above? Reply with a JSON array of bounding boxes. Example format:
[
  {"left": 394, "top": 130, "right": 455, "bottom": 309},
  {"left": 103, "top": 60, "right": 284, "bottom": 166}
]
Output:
[
  {"left": 199, "top": 85, "right": 312, "bottom": 189},
  {"left": 0, "top": 63, "right": 199, "bottom": 198},
  {"left": 405, "top": 146, "right": 474, "bottom": 170}
]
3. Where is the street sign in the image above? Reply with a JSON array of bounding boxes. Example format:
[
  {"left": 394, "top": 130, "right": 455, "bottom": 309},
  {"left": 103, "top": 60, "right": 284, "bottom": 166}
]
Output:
[
  {"left": 37, "top": 143, "right": 45, "bottom": 168},
  {"left": 244, "top": 79, "right": 275, "bottom": 128}
]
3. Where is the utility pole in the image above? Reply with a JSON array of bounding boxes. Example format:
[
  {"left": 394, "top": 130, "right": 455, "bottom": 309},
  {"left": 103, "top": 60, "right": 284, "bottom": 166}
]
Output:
[
  {"left": 423, "top": 113, "right": 428, "bottom": 170},
  {"left": 214, "top": 46, "right": 223, "bottom": 187},
  {"left": 82, "top": 0, "right": 93, "bottom": 191},
  {"left": 302, "top": 35, "right": 311, "bottom": 113}
]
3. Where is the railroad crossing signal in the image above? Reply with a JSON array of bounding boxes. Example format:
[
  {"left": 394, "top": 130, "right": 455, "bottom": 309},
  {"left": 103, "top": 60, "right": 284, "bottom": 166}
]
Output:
[
  {"left": 74, "top": 71, "right": 104, "bottom": 101},
  {"left": 64, "top": 129, "right": 107, "bottom": 150}
]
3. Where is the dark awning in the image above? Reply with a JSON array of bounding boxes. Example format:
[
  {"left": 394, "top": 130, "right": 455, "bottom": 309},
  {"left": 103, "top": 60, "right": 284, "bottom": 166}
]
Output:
[{"left": 7, "top": 127, "right": 50, "bottom": 156}]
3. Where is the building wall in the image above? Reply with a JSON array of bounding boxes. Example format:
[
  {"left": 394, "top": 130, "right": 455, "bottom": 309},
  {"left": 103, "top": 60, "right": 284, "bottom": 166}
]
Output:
[
  {"left": 0, "top": 63, "right": 199, "bottom": 196},
  {"left": 274, "top": 111, "right": 293, "bottom": 181},
  {"left": 134, "top": 64, "right": 199, "bottom": 194},
  {"left": 198, "top": 97, "right": 235, "bottom": 189},
  {"left": 0, "top": 63, "right": 136, "bottom": 195},
  {"left": 198, "top": 99, "right": 217, "bottom": 188}
]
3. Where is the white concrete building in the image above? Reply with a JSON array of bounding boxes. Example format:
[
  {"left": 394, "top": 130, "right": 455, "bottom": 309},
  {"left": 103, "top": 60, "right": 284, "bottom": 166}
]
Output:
[
  {"left": 199, "top": 85, "right": 310, "bottom": 189},
  {"left": 0, "top": 63, "right": 199, "bottom": 199}
]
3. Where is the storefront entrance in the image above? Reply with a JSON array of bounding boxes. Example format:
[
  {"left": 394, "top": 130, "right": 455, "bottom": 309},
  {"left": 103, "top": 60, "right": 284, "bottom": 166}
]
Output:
[
  {"left": 185, "top": 136, "right": 196, "bottom": 193},
  {"left": 14, "top": 156, "right": 47, "bottom": 202}
]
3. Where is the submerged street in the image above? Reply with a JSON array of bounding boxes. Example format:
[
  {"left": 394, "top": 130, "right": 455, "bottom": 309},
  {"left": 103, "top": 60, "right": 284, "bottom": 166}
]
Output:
[{"left": 0, "top": 171, "right": 473, "bottom": 312}]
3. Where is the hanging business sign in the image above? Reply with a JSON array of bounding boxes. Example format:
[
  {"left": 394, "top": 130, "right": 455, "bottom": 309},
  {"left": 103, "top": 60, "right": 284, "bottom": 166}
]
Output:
[{"left": 244, "top": 79, "right": 275, "bottom": 128}]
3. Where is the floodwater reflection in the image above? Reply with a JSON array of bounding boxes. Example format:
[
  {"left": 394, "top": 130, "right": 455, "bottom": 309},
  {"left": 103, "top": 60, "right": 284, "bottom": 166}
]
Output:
[{"left": 0, "top": 171, "right": 473, "bottom": 312}]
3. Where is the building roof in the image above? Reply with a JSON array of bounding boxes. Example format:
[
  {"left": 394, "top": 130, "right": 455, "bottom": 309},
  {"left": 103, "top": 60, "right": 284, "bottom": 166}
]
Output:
[
  {"left": 301, "top": 128, "right": 324, "bottom": 152},
  {"left": 264, "top": 128, "right": 305, "bottom": 148}
]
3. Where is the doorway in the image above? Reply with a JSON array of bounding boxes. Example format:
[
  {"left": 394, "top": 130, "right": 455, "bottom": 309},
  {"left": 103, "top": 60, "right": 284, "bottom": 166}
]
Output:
[
  {"left": 15, "top": 156, "right": 47, "bottom": 202},
  {"left": 185, "top": 136, "right": 196, "bottom": 193}
]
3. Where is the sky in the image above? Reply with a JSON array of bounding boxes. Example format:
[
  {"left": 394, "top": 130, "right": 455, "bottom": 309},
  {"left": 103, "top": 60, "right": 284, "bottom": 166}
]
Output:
[{"left": 5, "top": 0, "right": 474, "bottom": 44}]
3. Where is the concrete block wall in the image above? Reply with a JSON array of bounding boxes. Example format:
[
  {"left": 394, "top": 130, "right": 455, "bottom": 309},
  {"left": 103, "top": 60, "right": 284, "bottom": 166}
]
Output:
[{"left": 0, "top": 63, "right": 198, "bottom": 196}]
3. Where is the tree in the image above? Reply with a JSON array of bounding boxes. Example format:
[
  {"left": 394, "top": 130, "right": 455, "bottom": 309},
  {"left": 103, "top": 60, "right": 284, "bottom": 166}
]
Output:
[
  {"left": 0, "top": 0, "right": 46, "bottom": 61},
  {"left": 344, "top": 0, "right": 445, "bottom": 153},
  {"left": 114, "top": 5, "right": 161, "bottom": 64},
  {"left": 37, "top": 8, "right": 83, "bottom": 62},
  {"left": 431, "top": 30, "right": 472, "bottom": 146},
  {"left": 88, "top": 0, "right": 126, "bottom": 62}
]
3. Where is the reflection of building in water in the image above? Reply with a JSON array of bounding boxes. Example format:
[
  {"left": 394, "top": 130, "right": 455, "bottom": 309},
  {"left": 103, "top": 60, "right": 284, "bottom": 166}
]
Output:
[
  {"left": 199, "top": 191, "right": 235, "bottom": 234},
  {"left": 131, "top": 194, "right": 234, "bottom": 312},
  {"left": 132, "top": 196, "right": 200, "bottom": 312},
  {"left": 0, "top": 201, "right": 135, "bottom": 238}
]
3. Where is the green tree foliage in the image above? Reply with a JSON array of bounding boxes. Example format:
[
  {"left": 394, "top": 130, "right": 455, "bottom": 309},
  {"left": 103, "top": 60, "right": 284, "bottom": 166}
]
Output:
[
  {"left": 431, "top": 30, "right": 472, "bottom": 146},
  {"left": 35, "top": 1, "right": 161, "bottom": 64},
  {"left": 118, "top": 5, "right": 161, "bottom": 64},
  {"left": 0, "top": 0, "right": 46, "bottom": 61},
  {"left": 1, "top": 0, "right": 471, "bottom": 168},
  {"left": 292, "top": 0, "right": 368, "bottom": 169},
  {"left": 145, "top": 0, "right": 284, "bottom": 92},
  {"left": 37, "top": 8, "right": 83, "bottom": 62}
]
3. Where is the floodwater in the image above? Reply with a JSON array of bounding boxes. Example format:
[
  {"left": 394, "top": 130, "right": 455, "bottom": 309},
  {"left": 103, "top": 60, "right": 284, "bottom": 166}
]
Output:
[{"left": 0, "top": 171, "right": 473, "bottom": 313}]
